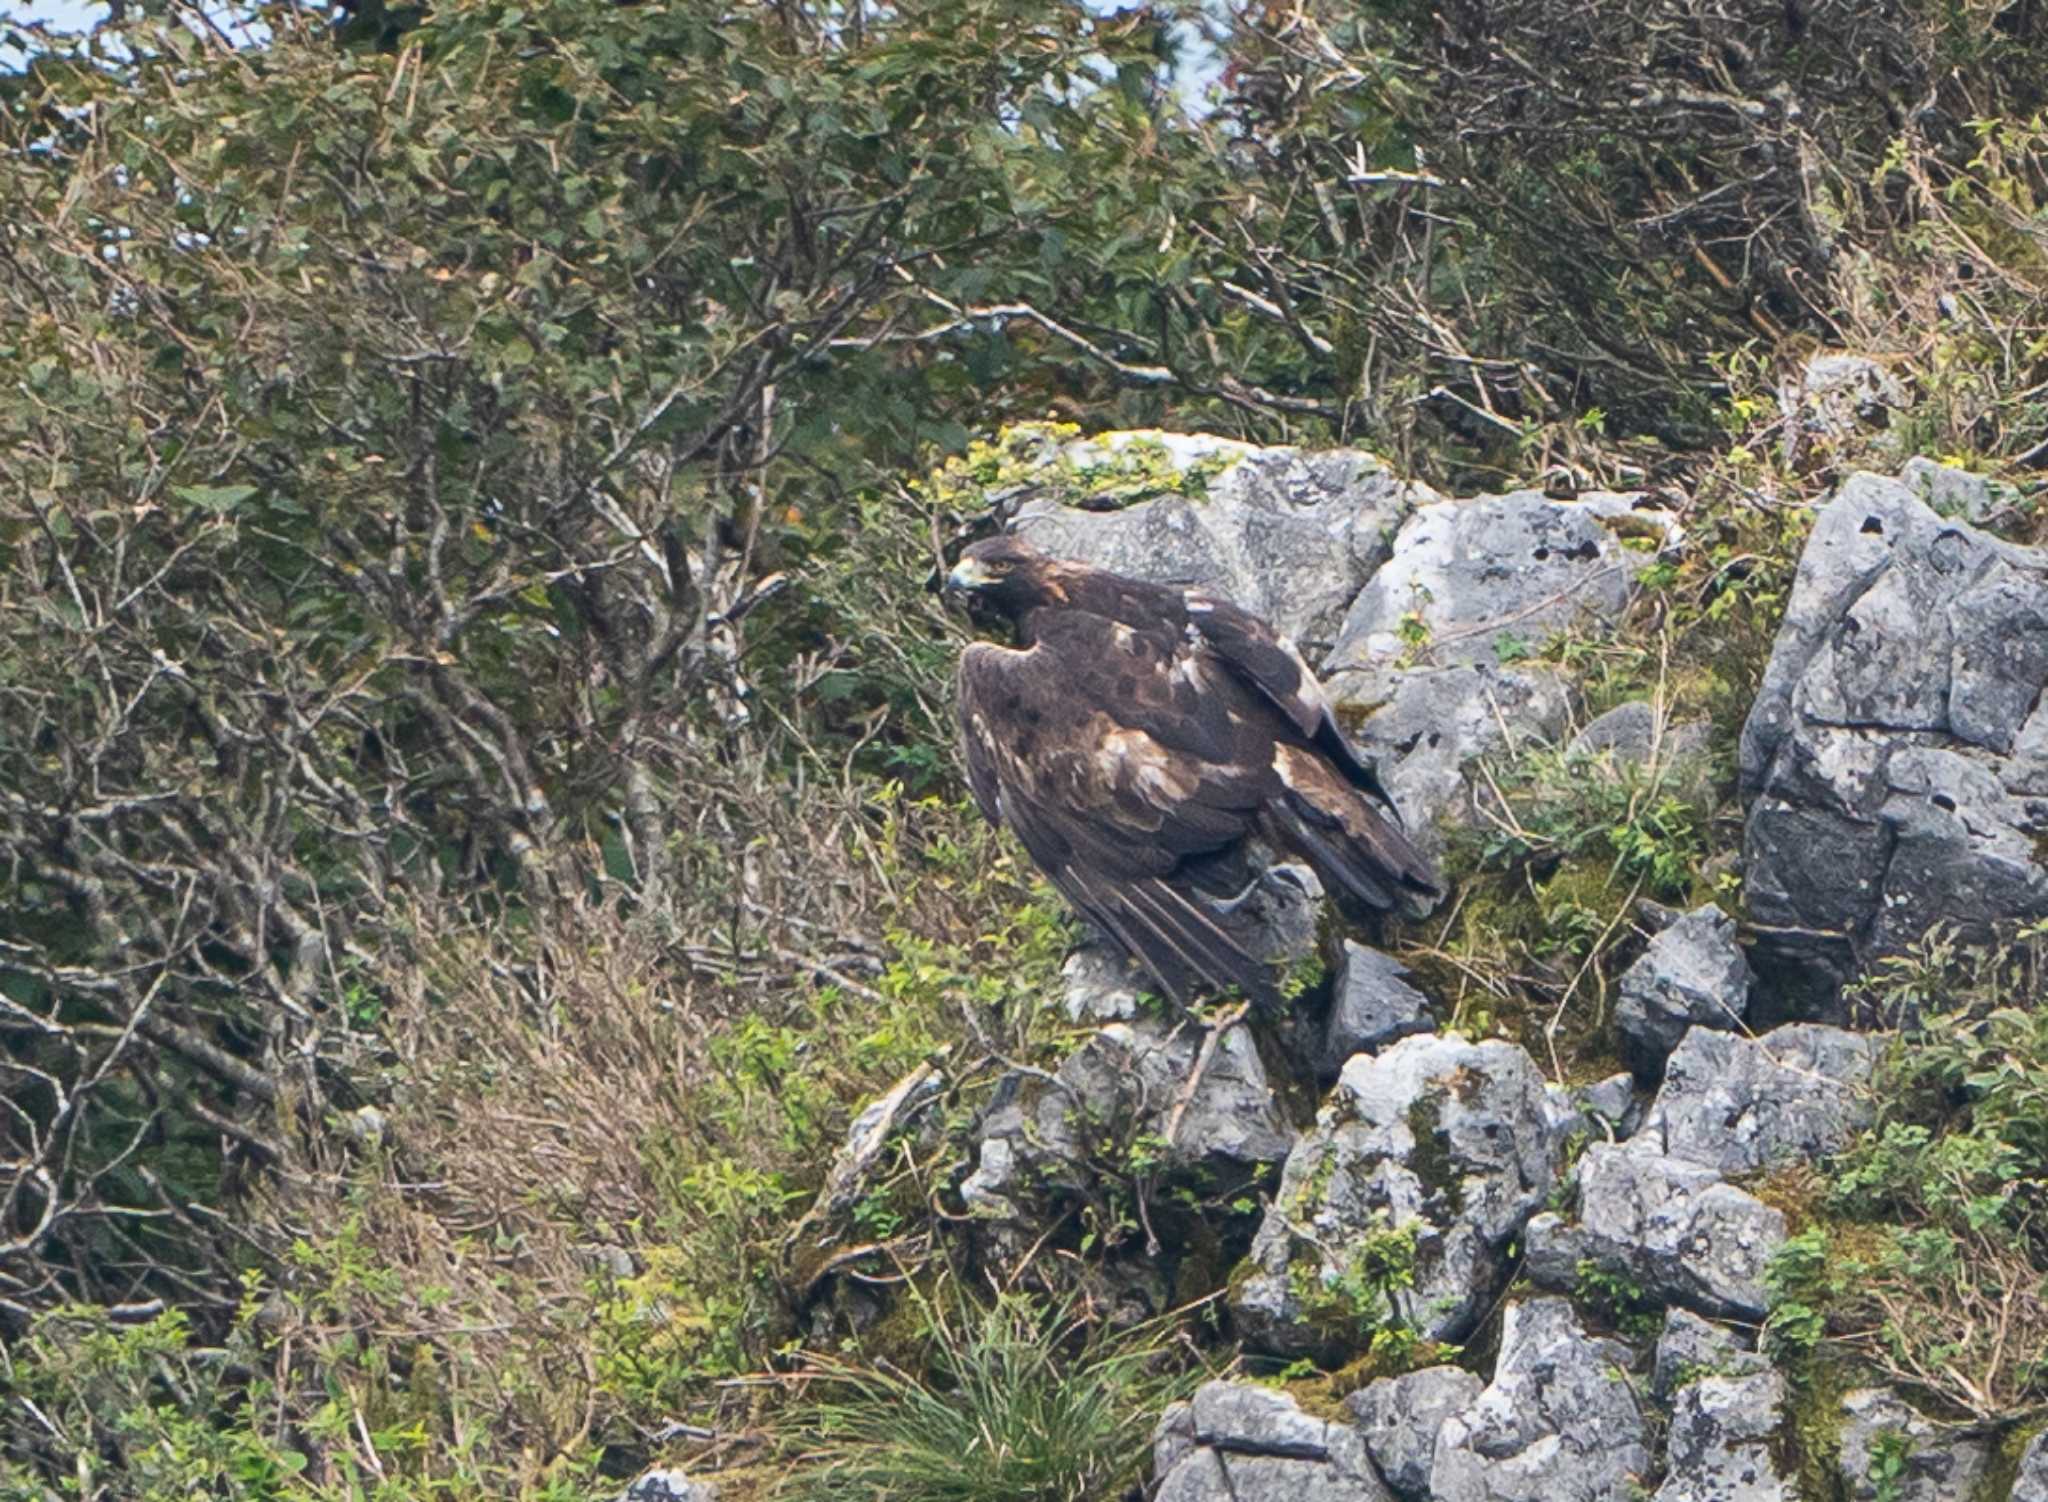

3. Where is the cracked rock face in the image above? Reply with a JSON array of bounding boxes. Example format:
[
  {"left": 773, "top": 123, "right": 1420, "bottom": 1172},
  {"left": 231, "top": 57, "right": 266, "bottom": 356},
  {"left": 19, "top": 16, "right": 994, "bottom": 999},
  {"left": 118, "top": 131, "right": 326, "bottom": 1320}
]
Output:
[
  {"left": 1652, "top": 1308, "right": 1768, "bottom": 1400},
  {"left": 1231, "top": 1034, "right": 1562, "bottom": 1354},
  {"left": 1654, "top": 1372, "right": 1794, "bottom": 1502},
  {"left": 1430, "top": 1297, "right": 1652, "bottom": 1502},
  {"left": 1615, "top": 903, "right": 1752, "bottom": 1081},
  {"left": 1321, "top": 490, "right": 1678, "bottom": 861},
  {"left": 1344, "top": 1366, "right": 1484, "bottom": 1500},
  {"left": 2014, "top": 1430, "right": 2048, "bottom": 1502},
  {"left": 1321, "top": 942, "right": 1438, "bottom": 1077},
  {"left": 1740, "top": 471, "right": 2048, "bottom": 1009},
  {"left": 1524, "top": 1142, "right": 1787, "bottom": 1320},
  {"left": 1013, "top": 432, "right": 1432, "bottom": 652},
  {"left": 1835, "top": 1388, "right": 1991, "bottom": 1502},
  {"left": 1152, "top": 1382, "right": 1392, "bottom": 1502},
  {"left": 964, "top": 1011, "right": 1292, "bottom": 1225},
  {"left": 1635, "top": 1023, "right": 1877, "bottom": 1176}
]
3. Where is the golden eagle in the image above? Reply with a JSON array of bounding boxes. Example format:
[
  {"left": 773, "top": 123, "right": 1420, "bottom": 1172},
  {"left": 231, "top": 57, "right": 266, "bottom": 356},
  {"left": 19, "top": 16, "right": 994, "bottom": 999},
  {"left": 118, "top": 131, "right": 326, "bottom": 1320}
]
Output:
[{"left": 945, "top": 535, "right": 1440, "bottom": 1007}]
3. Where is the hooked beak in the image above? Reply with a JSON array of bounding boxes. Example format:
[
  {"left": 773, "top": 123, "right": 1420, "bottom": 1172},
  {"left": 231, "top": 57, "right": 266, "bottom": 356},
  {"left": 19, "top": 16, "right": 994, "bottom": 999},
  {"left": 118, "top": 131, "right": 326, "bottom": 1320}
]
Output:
[{"left": 943, "top": 556, "right": 995, "bottom": 596}]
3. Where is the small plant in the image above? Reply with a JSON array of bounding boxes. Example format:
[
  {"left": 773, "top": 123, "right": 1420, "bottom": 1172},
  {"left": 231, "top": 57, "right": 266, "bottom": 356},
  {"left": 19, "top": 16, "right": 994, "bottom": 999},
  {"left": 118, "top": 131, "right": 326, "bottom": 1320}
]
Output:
[
  {"left": 1574, "top": 1258, "right": 1662, "bottom": 1341},
  {"left": 796, "top": 1288, "right": 1196, "bottom": 1502}
]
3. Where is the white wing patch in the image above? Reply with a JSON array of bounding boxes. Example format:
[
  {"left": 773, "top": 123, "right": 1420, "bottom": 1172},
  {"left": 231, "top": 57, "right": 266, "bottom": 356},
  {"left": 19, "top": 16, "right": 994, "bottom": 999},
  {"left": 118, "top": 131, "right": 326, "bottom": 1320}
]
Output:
[{"left": 1096, "top": 725, "right": 1195, "bottom": 801}]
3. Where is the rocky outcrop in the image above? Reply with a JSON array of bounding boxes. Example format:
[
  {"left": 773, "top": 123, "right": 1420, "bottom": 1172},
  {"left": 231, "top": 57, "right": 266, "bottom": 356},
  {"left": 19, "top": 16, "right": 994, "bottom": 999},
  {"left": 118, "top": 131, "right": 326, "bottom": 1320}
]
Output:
[
  {"left": 1741, "top": 471, "right": 2048, "bottom": 1009},
  {"left": 1321, "top": 943, "right": 1438, "bottom": 1078},
  {"left": 962, "top": 1012, "right": 1293, "bottom": 1229},
  {"left": 2014, "top": 1430, "right": 2048, "bottom": 1502},
  {"left": 1654, "top": 1372, "right": 1794, "bottom": 1502},
  {"left": 1635, "top": 1023, "right": 1877, "bottom": 1176},
  {"left": 1614, "top": 903, "right": 1752, "bottom": 1080},
  {"left": 1323, "top": 489, "right": 1681, "bottom": 857},
  {"left": 1651, "top": 1308, "right": 1768, "bottom": 1400},
  {"left": 1231, "top": 1034, "right": 1563, "bottom": 1354},
  {"left": 1527, "top": 1021, "right": 1878, "bottom": 1320},
  {"left": 1011, "top": 431, "right": 1433, "bottom": 651},
  {"left": 1345, "top": 1367, "right": 1484, "bottom": 1501},
  {"left": 1152, "top": 1382, "right": 1393, "bottom": 1502},
  {"left": 1777, "top": 352, "right": 1910, "bottom": 456},
  {"left": 1430, "top": 1298, "right": 1652, "bottom": 1502},
  {"left": 1834, "top": 1388, "right": 1992, "bottom": 1502},
  {"left": 1524, "top": 1143, "right": 1787, "bottom": 1319}
]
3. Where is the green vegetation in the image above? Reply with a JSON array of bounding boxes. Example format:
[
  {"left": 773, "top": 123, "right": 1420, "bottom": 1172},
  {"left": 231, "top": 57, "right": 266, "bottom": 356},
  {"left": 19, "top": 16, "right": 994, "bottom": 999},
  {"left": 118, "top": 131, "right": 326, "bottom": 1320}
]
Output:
[
  {"left": 1766, "top": 924, "right": 2048, "bottom": 1423},
  {"left": 794, "top": 1291, "right": 1197, "bottom": 1502}
]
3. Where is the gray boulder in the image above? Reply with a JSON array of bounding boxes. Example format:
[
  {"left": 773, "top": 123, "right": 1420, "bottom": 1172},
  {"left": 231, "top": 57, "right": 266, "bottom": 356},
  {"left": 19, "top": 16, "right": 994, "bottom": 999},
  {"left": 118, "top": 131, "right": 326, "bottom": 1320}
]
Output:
[
  {"left": 619, "top": 1473, "right": 718, "bottom": 1502},
  {"left": 1741, "top": 472, "right": 2048, "bottom": 1007},
  {"left": 1574, "top": 1072, "right": 1643, "bottom": 1141},
  {"left": 1835, "top": 1388, "right": 1991, "bottom": 1502},
  {"left": 1330, "top": 663, "right": 1570, "bottom": 865},
  {"left": 1232, "top": 1034, "right": 1562, "bottom": 1353},
  {"left": 1896, "top": 456, "right": 2022, "bottom": 525},
  {"left": 1061, "top": 942, "right": 1146, "bottom": 1024},
  {"left": 1636, "top": 1024, "right": 1878, "bottom": 1176},
  {"left": 1654, "top": 1372, "right": 1794, "bottom": 1502},
  {"left": 1012, "top": 431, "right": 1432, "bottom": 651},
  {"left": 2013, "top": 1430, "right": 2048, "bottom": 1502},
  {"left": 1568, "top": 700, "right": 1713, "bottom": 768},
  {"left": 1328, "top": 490, "right": 1683, "bottom": 682},
  {"left": 1615, "top": 905, "right": 1752, "bottom": 1080},
  {"left": 1321, "top": 942, "right": 1437, "bottom": 1077},
  {"left": 1652, "top": 1307, "right": 1768, "bottom": 1400},
  {"left": 962, "top": 1008, "right": 1296, "bottom": 1251},
  {"left": 1322, "top": 489, "right": 1679, "bottom": 859},
  {"left": 1431, "top": 1297, "right": 1653, "bottom": 1502},
  {"left": 1152, "top": 1381, "right": 1392, "bottom": 1502},
  {"left": 1523, "top": 1144, "right": 1787, "bottom": 1320},
  {"left": 1777, "top": 352, "right": 1910, "bottom": 455},
  {"left": 1344, "top": 1365, "right": 1484, "bottom": 1500}
]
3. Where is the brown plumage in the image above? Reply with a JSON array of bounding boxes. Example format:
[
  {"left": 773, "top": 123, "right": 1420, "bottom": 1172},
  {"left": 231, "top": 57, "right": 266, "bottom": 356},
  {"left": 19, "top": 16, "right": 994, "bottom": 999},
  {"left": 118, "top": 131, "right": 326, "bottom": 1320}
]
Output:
[{"left": 944, "top": 535, "right": 1441, "bottom": 1007}]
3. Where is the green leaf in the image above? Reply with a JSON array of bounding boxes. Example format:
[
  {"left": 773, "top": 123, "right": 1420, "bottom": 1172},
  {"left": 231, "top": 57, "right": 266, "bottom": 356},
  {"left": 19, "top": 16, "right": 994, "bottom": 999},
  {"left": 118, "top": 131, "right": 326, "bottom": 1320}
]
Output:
[{"left": 172, "top": 484, "right": 258, "bottom": 513}]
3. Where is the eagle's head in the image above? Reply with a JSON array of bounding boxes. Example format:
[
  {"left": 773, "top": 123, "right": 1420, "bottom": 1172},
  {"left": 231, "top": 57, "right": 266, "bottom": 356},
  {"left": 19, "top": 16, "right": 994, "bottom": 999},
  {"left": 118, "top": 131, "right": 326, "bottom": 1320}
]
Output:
[{"left": 942, "top": 535, "right": 1068, "bottom": 619}]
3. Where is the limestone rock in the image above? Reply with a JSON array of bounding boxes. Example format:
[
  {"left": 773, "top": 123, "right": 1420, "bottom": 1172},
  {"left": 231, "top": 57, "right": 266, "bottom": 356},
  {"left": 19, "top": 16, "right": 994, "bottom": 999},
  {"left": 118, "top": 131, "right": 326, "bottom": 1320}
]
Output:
[
  {"left": 1152, "top": 1382, "right": 1391, "bottom": 1502},
  {"left": 1615, "top": 905, "right": 1752, "bottom": 1081},
  {"left": 1575, "top": 1072, "right": 1643, "bottom": 1141},
  {"left": 1524, "top": 1143, "right": 1786, "bottom": 1320},
  {"left": 1835, "top": 1388, "right": 1991, "bottom": 1502},
  {"left": 1012, "top": 431, "right": 1432, "bottom": 651},
  {"left": 1740, "top": 472, "right": 2048, "bottom": 1006},
  {"left": 1778, "top": 353, "right": 1910, "bottom": 454},
  {"left": 1321, "top": 942, "right": 1437, "bottom": 1077},
  {"left": 1232, "top": 1034, "right": 1562, "bottom": 1354},
  {"left": 1344, "top": 1365, "right": 1484, "bottom": 1500},
  {"left": 1331, "top": 663, "right": 1570, "bottom": 866},
  {"left": 1654, "top": 1372, "right": 1794, "bottom": 1502},
  {"left": 2012, "top": 1430, "right": 2048, "bottom": 1502},
  {"left": 1322, "top": 489, "right": 1677, "bottom": 860},
  {"left": 1568, "top": 700, "right": 1713, "bottom": 767},
  {"left": 1652, "top": 1307, "right": 1768, "bottom": 1400},
  {"left": 619, "top": 1472, "right": 718, "bottom": 1502},
  {"left": 1328, "top": 490, "right": 1683, "bottom": 683},
  {"left": 1430, "top": 1297, "right": 1653, "bottom": 1502},
  {"left": 1636, "top": 1024, "right": 1878, "bottom": 1176},
  {"left": 1896, "top": 456, "right": 2022, "bottom": 525}
]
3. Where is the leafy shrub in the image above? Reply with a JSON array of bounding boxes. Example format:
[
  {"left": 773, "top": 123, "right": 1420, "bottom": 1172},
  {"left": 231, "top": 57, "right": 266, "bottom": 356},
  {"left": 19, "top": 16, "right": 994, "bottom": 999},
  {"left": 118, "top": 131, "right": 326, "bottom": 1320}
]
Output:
[{"left": 1765, "top": 925, "right": 2048, "bottom": 1420}]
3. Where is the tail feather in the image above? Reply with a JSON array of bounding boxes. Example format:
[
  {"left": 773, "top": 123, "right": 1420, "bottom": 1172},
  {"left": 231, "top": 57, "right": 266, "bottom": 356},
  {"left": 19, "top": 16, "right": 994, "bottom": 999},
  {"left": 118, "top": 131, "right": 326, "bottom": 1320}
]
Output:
[
  {"left": 1067, "top": 867, "right": 1282, "bottom": 1007},
  {"left": 1262, "top": 749, "right": 1442, "bottom": 916}
]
